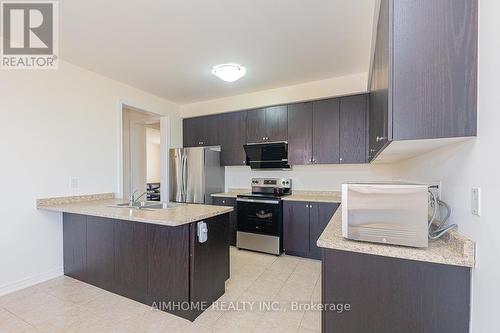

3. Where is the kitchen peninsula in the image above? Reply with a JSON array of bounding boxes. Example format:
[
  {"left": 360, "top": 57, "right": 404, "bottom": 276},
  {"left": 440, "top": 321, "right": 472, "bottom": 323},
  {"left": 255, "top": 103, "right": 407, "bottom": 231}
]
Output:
[{"left": 37, "top": 193, "right": 233, "bottom": 321}]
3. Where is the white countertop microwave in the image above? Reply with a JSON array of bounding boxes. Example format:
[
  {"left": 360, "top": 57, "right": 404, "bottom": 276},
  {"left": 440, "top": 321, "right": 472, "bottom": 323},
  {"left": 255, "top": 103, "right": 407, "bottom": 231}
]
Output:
[{"left": 341, "top": 182, "right": 429, "bottom": 248}]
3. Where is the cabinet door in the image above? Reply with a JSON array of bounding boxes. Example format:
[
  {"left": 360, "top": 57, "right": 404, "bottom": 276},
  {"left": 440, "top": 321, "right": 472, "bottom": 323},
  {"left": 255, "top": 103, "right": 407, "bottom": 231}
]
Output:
[
  {"left": 202, "top": 115, "right": 220, "bottom": 146},
  {"left": 391, "top": 0, "right": 477, "bottom": 140},
  {"left": 312, "top": 98, "right": 340, "bottom": 164},
  {"left": 213, "top": 197, "right": 237, "bottom": 246},
  {"left": 339, "top": 94, "right": 368, "bottom": 163},
  {"left": 266, "top": 105, "right": 288, "bottom": 142},
  {"left": 246, "top": 108, "right": 267, "bottom": 143},
  {"left": 221, "top": 111, "right": 247, "bottom": 166},
  {"left": 114, "top": 220, "right": 149, "bottom": 303},
  {"left": 288, "top": 102, "right": 313, "bottom": 165},
  {"left": 86, "top": 216, "right": 115, "bottom": 291},
  {"left": 309, "top": 202, "right": 338, "bottom": 260},
  {"left": 63, "top": 213, "right": 87, "bottom": 281},
  {"left": 283, "top": 201, "right": 310, "bottom": 256},
  {"left": 368, "top": 0, "right": 390, "bottom": 161},
  {"left": 182, "top": 117, "right": 198, "bottom": 147}
]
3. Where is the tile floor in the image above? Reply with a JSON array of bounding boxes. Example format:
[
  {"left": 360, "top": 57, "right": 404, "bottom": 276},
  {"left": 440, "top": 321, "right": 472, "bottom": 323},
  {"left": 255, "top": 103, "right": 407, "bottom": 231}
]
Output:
[{"left": 0, "top": 247, "right": 321, "bottom": 333}]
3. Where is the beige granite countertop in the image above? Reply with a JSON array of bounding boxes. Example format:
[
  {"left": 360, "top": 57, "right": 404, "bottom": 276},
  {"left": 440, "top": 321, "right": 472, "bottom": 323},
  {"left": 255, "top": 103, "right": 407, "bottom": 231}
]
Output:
[
  {"left": 37, "top": 194, "right": 233, "bottom": 227},
  {"left": 282, "top": 191, "right": 341, "bottom": 203},
  {"left": 317, "top": 207, "right": 475, "bottom": 268},
  {"left": 211, "top": 189, "right": 250, "bottom": 198},
  {"left": 211, "top": 189, "right": 341, "bottom": 203}
]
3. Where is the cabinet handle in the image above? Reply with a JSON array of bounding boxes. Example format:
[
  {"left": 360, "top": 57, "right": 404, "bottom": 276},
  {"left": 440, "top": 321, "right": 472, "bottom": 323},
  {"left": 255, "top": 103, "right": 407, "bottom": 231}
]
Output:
[
  {"left": 339, "top": 157, "right": 343, "bottom": 162},
  {"left": 370, "top": 148, "right": 377, "bottom": 153},
  {"left": 305, "top": 204, "right": 309, "bottom": 208},
  {"left": 222, "top": 200, "right": 225, "bottom": 204},
  {"left": 376, "top": 136, "right": 387, "bottom": 142},
  {"left": 310, "top": 205, "right": 313, "bottom": 209}
]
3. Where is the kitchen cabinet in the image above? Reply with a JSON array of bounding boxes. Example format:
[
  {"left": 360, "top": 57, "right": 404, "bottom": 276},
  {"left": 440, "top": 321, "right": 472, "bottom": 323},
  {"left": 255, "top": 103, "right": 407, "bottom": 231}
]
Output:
[
  {"left": 312, "top": 98, "right": 340, "bottom": 164},
  {"left": 85, "top": 216, "right": 115, "bottom": 291},
  {"left": 369, "top": 0, "right": 478, "bottom": 161},
  {"left": 212, "top": 196, "right": 237, "bottom": 246},
  {"left": 114, "top": 220, "right": 149, "bottom": 303},
  {"left": 62, "top": 213, "right": 86, "bottom": 281},
  {"left": 287, "top": 102, "right": 313, "bottom": 165},
  {"left": 283, "top": 200, "right": 311, "bottom": 257},
  {"left": 309, "top": 202, "right": 339, "bottom": 259},
  {"left": 322, "top": 249, "right": 471, "bottom": 333},
  {"left": 246, "top": 105, "right": 287, "bottom": 143},
  {"left": 283, "top": 200, "right": 338, "bottom": 259},
  {"left": 339, "top": 94, "right": 368, "bottom": 163},
  {"left": 220, "top": 111, "right": 247, "bottom": 166},
  {"left": 183, "top": 115, "right": 220, "bottom": 147}
]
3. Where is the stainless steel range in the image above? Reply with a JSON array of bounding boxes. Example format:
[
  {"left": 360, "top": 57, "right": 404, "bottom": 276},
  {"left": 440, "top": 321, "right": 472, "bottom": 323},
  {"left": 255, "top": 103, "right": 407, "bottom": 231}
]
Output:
[{"left": 236, "top": 178, "right": 292, "bottom": 255}]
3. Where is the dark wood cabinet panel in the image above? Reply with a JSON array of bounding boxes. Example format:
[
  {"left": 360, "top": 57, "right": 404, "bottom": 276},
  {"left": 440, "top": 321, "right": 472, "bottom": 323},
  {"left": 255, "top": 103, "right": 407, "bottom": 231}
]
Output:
[
  {"left": 114, "top": 220, "right": 149, "bottom": 303},
  {"left": 391, "top": 0, "right": 477, "bottom": 140},
  {"left": 313, "top": 98, "right": 340, "bottom": 164},
  {"left": 266, "top": 105, "right": 288, "bottom": 142},
  {"left": 221, "top": 111, "right": 247, "bottom": 166},
  {"left": 246, "top": 108, "right": 267, "bottom": 143},
  {"left": 212, "top": 197, "right": 237, "bottom": 246},
  {"left": 368, "top": 0, "right": 390, "bottom": 161},
  {"left": 86, "top": 216, "right": 115, "bottom": 290},
  {"left": 288, "top": 102, "right": 313, "bottom": 165},
  {"left": 63, "top": 213, "right": 87, "bottom": 281},
  {"left": 309, "top": 203, "right": 338, "bottom": 260},
  {"left": 283, "top": 201, "right": 310, "bottom": 256},
  {"left": 147, "top": 224, "right": 190, "bottom": 308},
  {"left": 322, "top": 249, "right": 471, "bottom": 333},
  {"left": 190, "top": 214, "right": 230, "bottom": 318},
  {"left": 182, "top": 115, "right": 220, "bottom": 147},
  {"left": 340, "top": 95, "right": 368, "bottom": 163}
]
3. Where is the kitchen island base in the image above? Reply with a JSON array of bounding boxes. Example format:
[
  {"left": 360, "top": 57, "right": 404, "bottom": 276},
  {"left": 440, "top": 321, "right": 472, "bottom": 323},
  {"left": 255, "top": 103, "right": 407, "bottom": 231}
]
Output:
[{"left": 63, "top": 212, "right": 230, "bottom": 321}]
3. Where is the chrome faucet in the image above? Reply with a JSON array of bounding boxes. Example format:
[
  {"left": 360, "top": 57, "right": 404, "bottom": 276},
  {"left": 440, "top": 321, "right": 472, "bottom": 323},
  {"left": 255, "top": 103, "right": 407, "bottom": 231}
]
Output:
[{"left": 129, "top": 190, "right": 147, "bottom": 206}]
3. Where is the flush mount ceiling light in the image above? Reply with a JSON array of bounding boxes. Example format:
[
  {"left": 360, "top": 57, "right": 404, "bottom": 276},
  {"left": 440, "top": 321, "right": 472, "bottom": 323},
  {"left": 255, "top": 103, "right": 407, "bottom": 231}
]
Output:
[{"left": 212, "top": 64, "right": 246, "bottom": 82}]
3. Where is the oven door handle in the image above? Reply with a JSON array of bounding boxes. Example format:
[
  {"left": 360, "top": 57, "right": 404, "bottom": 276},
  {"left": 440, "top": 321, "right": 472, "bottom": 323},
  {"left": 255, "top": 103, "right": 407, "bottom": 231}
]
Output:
[{"left": 236, "top": 198, "right": 280, "bottom": 205}]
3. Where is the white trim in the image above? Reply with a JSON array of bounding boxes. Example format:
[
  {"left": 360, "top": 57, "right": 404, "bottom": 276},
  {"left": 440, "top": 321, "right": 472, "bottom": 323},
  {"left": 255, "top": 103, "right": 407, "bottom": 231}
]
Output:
[
  {"left": 0, "top": 267, "right": 63, "bottom": 297},
  {"left": 160, "top": 116, "right": 170, "bottom": 203},
  {"left": 117, "top": 99, "right": 170, "bottom": 201}
]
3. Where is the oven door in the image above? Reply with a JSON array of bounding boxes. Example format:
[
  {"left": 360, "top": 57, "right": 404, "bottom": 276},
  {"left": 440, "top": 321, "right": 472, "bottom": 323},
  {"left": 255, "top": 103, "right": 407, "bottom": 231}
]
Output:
[{"left": 236, "top": 198, "right": 282, "bottom": 236}]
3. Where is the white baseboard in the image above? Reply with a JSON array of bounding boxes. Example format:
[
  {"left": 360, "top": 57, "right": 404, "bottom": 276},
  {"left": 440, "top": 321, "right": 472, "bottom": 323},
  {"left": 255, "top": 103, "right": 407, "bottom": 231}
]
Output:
[{"left": 0, "top": 267, "right": 64, "bottom": 297}]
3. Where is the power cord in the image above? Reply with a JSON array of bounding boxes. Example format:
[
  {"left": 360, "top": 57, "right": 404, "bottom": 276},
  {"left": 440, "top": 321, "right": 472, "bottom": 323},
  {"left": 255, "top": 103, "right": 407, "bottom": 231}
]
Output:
[{"left": 428, "top": 189, "right": 457, "bottom": 240}]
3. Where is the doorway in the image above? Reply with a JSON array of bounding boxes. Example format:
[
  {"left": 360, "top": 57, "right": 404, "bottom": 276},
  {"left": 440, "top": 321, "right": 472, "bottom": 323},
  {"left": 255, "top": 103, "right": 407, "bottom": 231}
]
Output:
[{"left": 121, "top": 105, "right": 168, "bottom": 202}]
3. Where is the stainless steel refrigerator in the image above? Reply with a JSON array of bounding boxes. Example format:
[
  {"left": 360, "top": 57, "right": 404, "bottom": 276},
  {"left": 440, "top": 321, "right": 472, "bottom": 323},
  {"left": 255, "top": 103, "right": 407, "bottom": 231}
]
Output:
[{"left": 169, "top": 147, "right": 225, "bottom": 204}]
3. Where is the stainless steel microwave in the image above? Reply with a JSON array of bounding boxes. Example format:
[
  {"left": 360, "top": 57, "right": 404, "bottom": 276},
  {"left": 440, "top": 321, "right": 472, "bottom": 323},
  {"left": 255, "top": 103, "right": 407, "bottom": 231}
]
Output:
[{"left": 341, "top": 182, "right": 429, "bottom": 248}]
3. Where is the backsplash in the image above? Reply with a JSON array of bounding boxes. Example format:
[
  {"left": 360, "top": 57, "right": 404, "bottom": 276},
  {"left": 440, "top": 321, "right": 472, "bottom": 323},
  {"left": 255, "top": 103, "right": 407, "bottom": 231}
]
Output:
[{"left": 225, "top": 164, "right": 394, "bottom": 191}]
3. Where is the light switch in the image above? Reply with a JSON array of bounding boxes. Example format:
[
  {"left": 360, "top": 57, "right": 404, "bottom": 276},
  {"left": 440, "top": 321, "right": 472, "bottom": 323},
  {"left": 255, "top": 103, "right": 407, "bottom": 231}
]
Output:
[{"left": 471, "top": 188, "right": 481, "bottom": 216}]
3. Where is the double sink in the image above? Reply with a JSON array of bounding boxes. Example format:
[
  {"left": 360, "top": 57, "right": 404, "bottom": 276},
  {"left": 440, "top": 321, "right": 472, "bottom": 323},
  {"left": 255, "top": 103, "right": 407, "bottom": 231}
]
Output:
[{"left": 109, "top": 202, "right": 184, "bottom": 210}]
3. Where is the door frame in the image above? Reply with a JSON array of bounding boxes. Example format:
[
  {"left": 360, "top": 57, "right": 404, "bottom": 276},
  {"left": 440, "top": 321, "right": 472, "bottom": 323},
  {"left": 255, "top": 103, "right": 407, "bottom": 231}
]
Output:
[{"left": 117, "top": 100, "right": 170, "bottom": 202}]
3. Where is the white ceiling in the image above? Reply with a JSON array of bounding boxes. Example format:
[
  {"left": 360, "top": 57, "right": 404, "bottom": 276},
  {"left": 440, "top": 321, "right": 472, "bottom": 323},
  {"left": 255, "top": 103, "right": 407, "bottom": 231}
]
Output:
[{"left": 60, "top": 0, "right": 375, "bottom": 103}]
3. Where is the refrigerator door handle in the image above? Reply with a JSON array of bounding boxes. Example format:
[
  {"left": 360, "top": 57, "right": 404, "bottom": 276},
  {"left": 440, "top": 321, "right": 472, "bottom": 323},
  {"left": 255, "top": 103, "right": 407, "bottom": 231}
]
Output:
[{"left": 182, "top": 153, "right": 188, "bottom": 201}]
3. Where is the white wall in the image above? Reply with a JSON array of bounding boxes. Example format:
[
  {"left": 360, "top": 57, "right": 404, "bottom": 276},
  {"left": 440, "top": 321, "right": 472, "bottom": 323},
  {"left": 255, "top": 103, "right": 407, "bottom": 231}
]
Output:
[
  {"left": 180, "top": 73, "right": 368, "bottom": 117},
  {"left": 226, "top": 164, "right": 393, "bottom": 191},
  {"left": 392, "top": 0, "right": 499, "bottom": 330},
  {"left": 0, "top": 60, "right": 181, "bottom": 295},
  {"left": 146, "top": 128, "right": 161, "bottom": 184}
]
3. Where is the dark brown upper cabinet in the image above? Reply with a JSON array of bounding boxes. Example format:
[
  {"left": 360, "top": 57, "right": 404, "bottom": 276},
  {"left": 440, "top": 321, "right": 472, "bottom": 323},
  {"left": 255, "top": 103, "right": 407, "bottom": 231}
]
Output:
[
  {"left": 220, "top": 111, "right": 247, "bottom": 166},
  {"left": 339, "top": 94, "right": 368, "bottom": 163},
  {"left": 312, "top": 98, "right": 340, "bottom": 164},
  {"left": 183, "top": 115, "right": 220, "bottom": 147},
  {"left": 369, "top": 0, "right": 478, "bottom": 161},
  {"left": 287, "top": 102, "right": 313, "bottom": 165},
  {"left": 246, "top": 106, "right": 287, "bottom": 143}
]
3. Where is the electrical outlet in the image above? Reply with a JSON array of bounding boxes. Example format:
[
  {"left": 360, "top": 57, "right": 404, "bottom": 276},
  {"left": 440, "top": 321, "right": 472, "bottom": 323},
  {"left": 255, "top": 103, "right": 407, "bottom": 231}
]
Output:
[
  {"left": 471, "top": 188, "right": 481, "bottom": 216},
  {"left": 70, "top": 177, "right": 79, "bottom": 189}
]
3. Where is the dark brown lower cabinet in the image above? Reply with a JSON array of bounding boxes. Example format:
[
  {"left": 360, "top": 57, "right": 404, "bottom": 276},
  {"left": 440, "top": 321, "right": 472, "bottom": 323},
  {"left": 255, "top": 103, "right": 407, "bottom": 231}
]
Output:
[
  {"left": 62, "top": 212, "right": 230, "bottom": 321},
  {"left": 322, "top": 249, "right": 471, "bottom": 333},
  {"left": 283, "top": 201, "right": 338, "bottom": 259},
  {"left": 212, "top": 197, "right": 237, "bottom": 246}
]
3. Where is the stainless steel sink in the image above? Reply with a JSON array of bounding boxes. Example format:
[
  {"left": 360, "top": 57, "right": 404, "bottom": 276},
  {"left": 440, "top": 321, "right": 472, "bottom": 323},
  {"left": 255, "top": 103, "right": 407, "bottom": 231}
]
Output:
[{"left": 109, "top": 202, "right": 185, "bottom": 210}]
